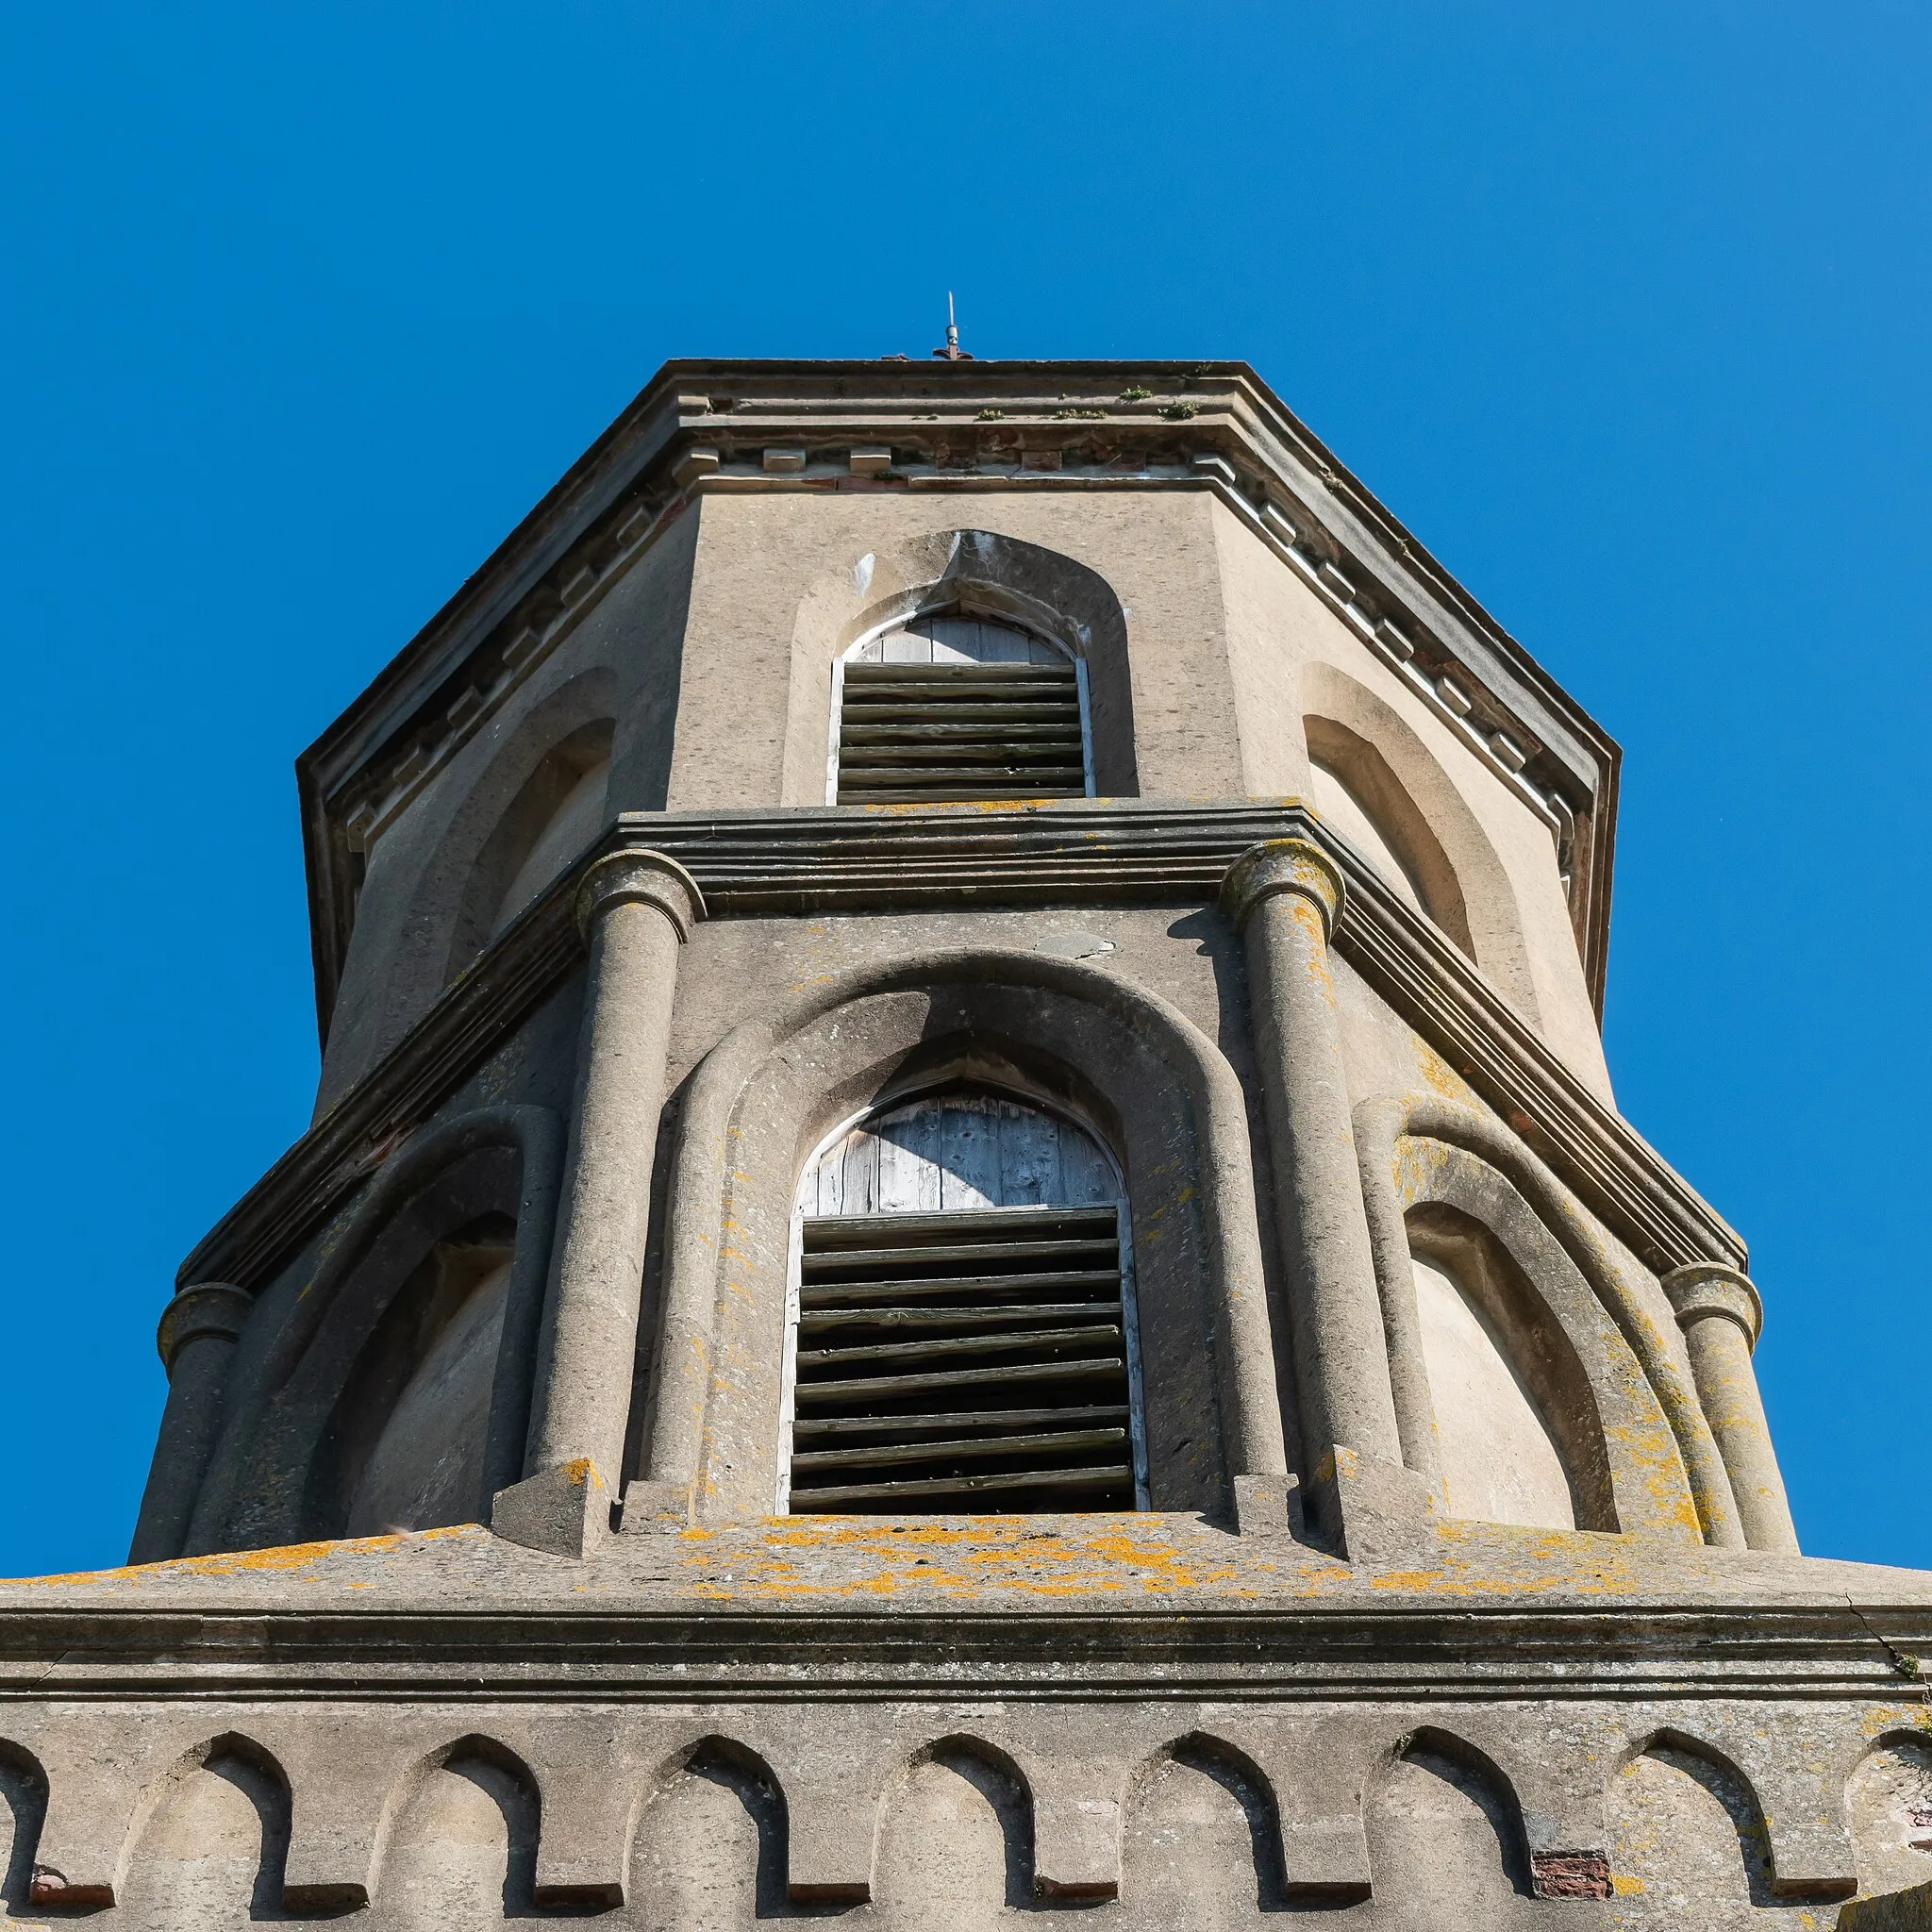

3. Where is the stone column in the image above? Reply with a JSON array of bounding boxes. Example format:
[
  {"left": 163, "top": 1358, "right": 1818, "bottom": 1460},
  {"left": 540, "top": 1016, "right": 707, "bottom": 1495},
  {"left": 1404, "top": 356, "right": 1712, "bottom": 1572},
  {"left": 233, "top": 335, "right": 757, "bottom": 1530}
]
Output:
[
  {"left": 1222, "top": 840, "right": 1407, "bottom": 1524},
  {"left": 127, "top": 1282, "right": 252, "bottom": 1563},
  {"left": 1661, "top": 1262, "right": 1799, "bottom": 1554},
  {"left": 495, "top": 849, "right": 704, "bottom": 1557}
]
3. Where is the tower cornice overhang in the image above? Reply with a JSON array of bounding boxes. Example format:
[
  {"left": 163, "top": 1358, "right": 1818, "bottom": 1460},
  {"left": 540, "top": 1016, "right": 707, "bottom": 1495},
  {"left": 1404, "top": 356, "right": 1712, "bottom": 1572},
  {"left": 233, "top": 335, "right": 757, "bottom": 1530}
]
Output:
[
  {"left": 187, "top": 800, "right": 1728, "bottom": 1314},
  {"left": 295, "top": 359, "right": 1621, "bottom": 1042}
]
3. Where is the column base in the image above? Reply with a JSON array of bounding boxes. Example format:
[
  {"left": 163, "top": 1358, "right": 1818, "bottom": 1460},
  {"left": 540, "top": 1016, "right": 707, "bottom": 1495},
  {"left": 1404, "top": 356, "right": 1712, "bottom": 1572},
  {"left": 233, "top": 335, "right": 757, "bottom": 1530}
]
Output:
[
  {"left": 618, "top": 1477, "right": 693, "bottom": 1535},
  {"left": 1233, "top": 1472, "right": 1307, "bottom": 1540},
  {"left": 1307, "top": 1445, "right": 1434, "bottom": 1567},
  {"left": 491, "top": 1458, "right": 612, "bottom": 1558}
]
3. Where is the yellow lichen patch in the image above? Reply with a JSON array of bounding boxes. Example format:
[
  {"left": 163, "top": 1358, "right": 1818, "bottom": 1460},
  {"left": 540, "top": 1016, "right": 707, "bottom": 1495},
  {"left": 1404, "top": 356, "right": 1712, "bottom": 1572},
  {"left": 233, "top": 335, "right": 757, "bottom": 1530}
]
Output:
[
  {"left": 661, "top": 1516, "right": 1257, "bottom": 1600},
  {"left": 1857, "top": 1704, "right": 1932, "bottom": 1740},
  {"left": 1410, "top": 1037, "right": 1473, "bottom": 1103},
  {"left": 0, "top": 1525, "right": 478, "bottom": 1590}
]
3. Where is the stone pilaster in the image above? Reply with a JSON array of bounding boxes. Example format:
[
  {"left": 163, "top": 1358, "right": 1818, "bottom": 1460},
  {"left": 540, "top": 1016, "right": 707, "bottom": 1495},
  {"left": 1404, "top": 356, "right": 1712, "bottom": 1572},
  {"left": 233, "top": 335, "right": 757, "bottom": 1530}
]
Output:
[
  {"left": 127, "top": 1282, "right": 253, "bottom": 1563},
  {"left": 1222, "top": 839, "right": 1415, "bottom": 1553},
  {"left": 1662, "top": 1261, "right": 1800, "bottom": 1554},
  {"left": 495, "top": 849, "right": 704, "bottom": 1557}
]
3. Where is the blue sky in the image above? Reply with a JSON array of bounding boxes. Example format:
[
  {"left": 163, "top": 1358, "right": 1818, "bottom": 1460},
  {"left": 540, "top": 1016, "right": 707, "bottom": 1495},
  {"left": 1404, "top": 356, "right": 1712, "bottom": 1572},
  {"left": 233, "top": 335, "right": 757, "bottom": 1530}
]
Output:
[{"left": 1, "top": 3, "right": 1925, "bottom": 1574}]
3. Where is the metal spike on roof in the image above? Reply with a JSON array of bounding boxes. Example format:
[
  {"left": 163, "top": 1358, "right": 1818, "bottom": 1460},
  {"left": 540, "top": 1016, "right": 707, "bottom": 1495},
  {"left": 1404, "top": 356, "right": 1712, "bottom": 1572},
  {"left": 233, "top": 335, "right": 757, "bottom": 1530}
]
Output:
[{"left": 931, "top": 290, "right": 972, "bottom": 360}]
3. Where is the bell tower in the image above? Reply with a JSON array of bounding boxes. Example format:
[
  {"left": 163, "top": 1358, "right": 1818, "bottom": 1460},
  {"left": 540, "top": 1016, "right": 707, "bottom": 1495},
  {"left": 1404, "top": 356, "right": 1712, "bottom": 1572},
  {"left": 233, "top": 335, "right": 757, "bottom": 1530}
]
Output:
[{"left": 2, "top": 359, "right": 1927, "bottom": 1925}]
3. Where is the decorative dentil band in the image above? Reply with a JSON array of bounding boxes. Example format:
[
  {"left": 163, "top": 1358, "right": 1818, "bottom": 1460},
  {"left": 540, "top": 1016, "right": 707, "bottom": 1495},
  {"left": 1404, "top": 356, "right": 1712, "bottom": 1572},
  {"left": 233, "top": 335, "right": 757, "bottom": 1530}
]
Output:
[{"left": 1219, "top": 838, "right": 1347, "bottom": 940}]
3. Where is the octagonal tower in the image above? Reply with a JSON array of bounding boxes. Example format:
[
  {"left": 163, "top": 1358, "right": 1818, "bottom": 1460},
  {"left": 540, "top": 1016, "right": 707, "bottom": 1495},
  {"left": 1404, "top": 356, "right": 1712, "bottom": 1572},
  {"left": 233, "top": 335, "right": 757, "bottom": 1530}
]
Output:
[{"left": 3, "top": 361, "right": 1927, "bottom": 1927}]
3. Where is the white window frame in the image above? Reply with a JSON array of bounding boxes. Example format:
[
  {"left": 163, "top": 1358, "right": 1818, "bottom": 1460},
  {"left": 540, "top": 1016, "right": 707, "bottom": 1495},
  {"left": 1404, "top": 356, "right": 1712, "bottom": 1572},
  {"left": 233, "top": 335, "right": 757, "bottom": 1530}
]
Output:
[
  {"left": 824, "top": 606, "right": 1096, "bottom": 807},
  {"left": 775, "top": 1084, "right": 1148, "bottom": 1513}
]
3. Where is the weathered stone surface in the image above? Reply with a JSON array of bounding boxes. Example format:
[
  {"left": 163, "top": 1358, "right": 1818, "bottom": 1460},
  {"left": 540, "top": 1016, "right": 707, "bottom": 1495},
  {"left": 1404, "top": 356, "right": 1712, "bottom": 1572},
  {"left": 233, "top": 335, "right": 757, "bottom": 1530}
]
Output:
[{"left": 12, "top": 358, "right": 1923, "bottom": 1924}]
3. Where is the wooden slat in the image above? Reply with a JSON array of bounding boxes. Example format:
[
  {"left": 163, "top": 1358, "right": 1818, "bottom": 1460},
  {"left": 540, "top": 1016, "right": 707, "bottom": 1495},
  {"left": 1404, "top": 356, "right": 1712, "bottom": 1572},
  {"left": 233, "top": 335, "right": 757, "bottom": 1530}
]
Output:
[
  {"left": 800, "top": 1300, "right": 1123, "bottom": 1336},
  {"left": 841, "top": 757, "right": 1097, "bottom": 780},
  {"left": 794, "top": 1465, "right": 1132, "bottom": 1507},
  {"left": 842, "top": 703, "right": 1081, "bottom": 724},
  {"left": 806, "top": 1207, "right": 1120, "bottom": 1243},
  {"left": 841, "top": 725, "right": 1084, "bottom": 746},
  {"left": 791, "top": 1404, "right": 1131, "bottom": 1442},
  {"left": 792, "top": 1425, "right": 1128, "bottom": 1474},
  {"left": 796, "top": 1323, "right": 1124, "bottom": 1374},
  {"left": 843, "top": 662, "right": 1074, "bottom": 683},
  {"left": 800, "top": 1269, "right": 1120, "bottom": 1309},
  {"left": 802, "top": 1237, "right": 1115, "bottom": 1274},
  {"left": 791, "top": 1355, "right": 1127, "bottom": 1406}
]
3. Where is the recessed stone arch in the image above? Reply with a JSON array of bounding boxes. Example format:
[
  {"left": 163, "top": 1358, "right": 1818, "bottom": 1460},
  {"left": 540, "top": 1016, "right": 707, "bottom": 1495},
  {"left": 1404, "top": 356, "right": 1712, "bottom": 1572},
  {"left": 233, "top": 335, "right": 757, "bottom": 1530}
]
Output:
[
  {"left": 1846, "top": 1728, "right": 1932, "bottom": 1903},
  {"left": 1368, "top": 1725, "right": 1536, "bottom": 1923},
  {"left": 117, "top": 1732, "right": 292, "bottom": 1925},
  {"left": 187, "top": 1104, "right": 564, "bottom": 1554},
  {"left": 374, "top": 1734, "right": 541, "bottom": 1925},
  {"left": 1354, "top": 1093, "right": 1740, "bottom": 1549},
  {"left": 0, "top": 1741, "right": 42, "bottom": 1917},
  {"left": 630, "top": 1734, "right": 791, "bottom": 1924},
  {"left": 446, "top": 714, "right": 614, "bottom": 974},
  {"left": 1123, "top": 1729, "right": 1289, "bottom": 1913},
  {"left": 1609, "top": 1728, "right": 1779, "bottom": 1913},
  {"left": 779, "top": 526, "right": 1140, "bottom": 802},
  {"left": 322, "top": 664, "right": 618, "bottom": 1105},
  {"left": 637, "top": 948, "right": 1285, "bottom": 1523},
  {"left": 874, "top": 1734, "right": 1036, "bottom": 1916},
  {"left": 1302, "top": 658, "right": 1541, "bottom": 1024}
]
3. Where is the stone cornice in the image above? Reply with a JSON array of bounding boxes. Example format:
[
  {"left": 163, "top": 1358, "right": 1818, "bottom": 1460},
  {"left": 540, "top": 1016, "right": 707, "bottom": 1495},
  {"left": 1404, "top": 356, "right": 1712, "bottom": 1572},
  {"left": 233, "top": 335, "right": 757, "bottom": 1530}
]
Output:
[
  {"left": 0, "top": 1602, "right": 1923, "bottom": 1703},
  {"left": 182, "top": 803, "right": 1737, "bottom": 1299},
  {"left": 295, "top": 358, "right": 1620, "bottom": 1042}
]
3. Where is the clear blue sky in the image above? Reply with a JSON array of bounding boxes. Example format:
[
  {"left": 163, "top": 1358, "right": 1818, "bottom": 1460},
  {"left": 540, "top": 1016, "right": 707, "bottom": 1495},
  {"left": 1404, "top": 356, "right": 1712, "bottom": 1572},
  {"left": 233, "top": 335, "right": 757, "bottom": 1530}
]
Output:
[{"left": 1, "top": 4, "right": 1925, "bottom": 1576}]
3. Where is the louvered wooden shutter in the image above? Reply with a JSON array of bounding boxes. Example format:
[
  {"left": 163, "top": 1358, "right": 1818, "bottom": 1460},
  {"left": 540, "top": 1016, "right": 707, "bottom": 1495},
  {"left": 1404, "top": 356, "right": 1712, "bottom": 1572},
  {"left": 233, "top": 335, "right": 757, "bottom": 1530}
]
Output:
[
  {"left": 833, "top": 614, "right": 1088, "bottom": 805},
  {"left": 788, "top": 1205, "right": 1136, "bottom": 1511}
]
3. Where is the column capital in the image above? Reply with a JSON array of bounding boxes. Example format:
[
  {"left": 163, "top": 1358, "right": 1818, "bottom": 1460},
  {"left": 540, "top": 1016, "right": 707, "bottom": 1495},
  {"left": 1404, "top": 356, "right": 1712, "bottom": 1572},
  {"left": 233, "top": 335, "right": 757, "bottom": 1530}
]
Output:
[
  {"left": 575, "top": 848, "right": 706, "bottom": 943},
  {"left": 1220, "top": 838, "right": 1346, "bottom": 940},
  {"left": 157, "top": 1281, "right": 252, "bottom": 1373},
  {"left": 1661, "top": 1262, "right": 1762, "bottom": 1351}
]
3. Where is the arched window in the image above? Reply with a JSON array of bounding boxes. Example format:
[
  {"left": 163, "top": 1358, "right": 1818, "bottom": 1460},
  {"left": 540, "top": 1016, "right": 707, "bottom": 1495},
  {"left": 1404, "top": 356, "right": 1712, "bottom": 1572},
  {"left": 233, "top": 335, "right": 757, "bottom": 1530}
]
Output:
[
  {"left": 1407, "top": 1236, "right": 1576, "bottom": 1530},
  {"left": 828, "top": 613, "right": 1091, "bottom": 805},
  {"left": 781, "top": 1089, "right": 1145, "bottom": 1513}
]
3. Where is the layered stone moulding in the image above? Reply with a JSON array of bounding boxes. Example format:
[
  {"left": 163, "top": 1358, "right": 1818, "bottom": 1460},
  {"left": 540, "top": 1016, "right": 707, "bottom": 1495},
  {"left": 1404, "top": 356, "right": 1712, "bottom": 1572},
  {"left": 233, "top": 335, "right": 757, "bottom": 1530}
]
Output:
[{"left": 7, "top": 358, "right": 1926, "bottom": 1928}]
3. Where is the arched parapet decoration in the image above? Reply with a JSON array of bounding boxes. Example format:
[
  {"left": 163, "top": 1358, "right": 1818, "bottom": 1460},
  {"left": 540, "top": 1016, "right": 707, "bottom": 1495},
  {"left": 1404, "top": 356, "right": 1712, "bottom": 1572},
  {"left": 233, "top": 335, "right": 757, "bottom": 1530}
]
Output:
[
  {"left": 1607, "top": 1725, "right": 1806, "bottom": 1907},
  {"left": 0, "top": 1740, "right": 47, "bottom": 1912},
  {"left": 1368, "top": 1724, "right": 1537, "bottom": 1905},
  {"left": 1124, "top": 1729, "right": 1291, "bottom": 1909},
  {"left": 629, "top": 1733, "right": 792, "bottom": 1918},
  {"left": 370, "top": 1733, "right": 542, "bottom": 1918},
  {"left": 1354, "top": 1093, "right": 1743, "bottom": 1550},
  {"left": 639, "top": 948, "right": 1285, "bottom": 1523},
  {"left": 1301, "top": 660, "right": 1543, "bottom": 1029},
  {"left": 777, "top": 527, "right": 1139, "bottom": 803},
  {"left": 185, "top": 1104, "right": 565, "bottom": 1556},
  {"left": 320, "top": 665, "right": 618, "bottom": 1109},
  {"left": 1623, "top": 1717, "right": 1859, "bottom": 1902},
  {"left": 114, "top": 1731, "right": 293, "bottom": 1918},
  {"left": 874, "top": 1733, "right": 1039, "bottom": 1909},
  {"left": 1846, "top": 1724, "right": 1932, "bottom": 1904}
]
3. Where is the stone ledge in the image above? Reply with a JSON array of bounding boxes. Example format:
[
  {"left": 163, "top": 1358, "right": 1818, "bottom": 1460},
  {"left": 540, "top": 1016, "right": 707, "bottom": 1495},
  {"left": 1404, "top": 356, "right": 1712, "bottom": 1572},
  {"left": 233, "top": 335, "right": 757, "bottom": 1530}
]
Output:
[{"left": 177, "top": 802, "right": 1743, "bottom": 1297}]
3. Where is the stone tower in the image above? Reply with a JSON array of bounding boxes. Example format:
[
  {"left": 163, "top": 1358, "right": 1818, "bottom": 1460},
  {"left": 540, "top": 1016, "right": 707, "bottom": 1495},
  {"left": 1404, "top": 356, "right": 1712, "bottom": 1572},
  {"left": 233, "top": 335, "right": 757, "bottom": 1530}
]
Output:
[{"left": 2, "top": 360, "right": 1927, "bottom": 1927}]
